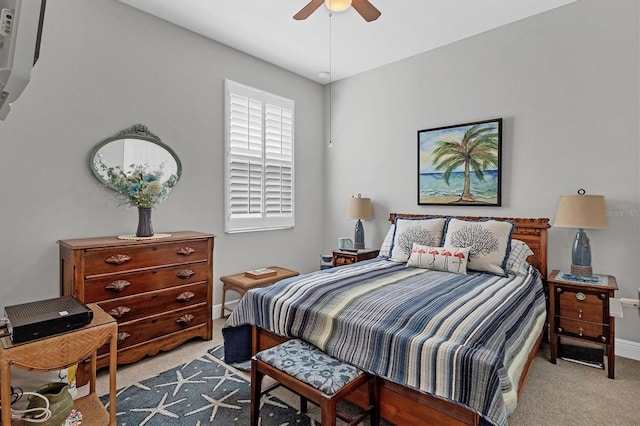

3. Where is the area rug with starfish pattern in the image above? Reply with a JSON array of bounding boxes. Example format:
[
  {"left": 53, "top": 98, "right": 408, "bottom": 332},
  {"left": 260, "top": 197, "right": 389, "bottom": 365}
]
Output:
[{"left": 100, "top": 345, "right": 315, "bottom": 425}]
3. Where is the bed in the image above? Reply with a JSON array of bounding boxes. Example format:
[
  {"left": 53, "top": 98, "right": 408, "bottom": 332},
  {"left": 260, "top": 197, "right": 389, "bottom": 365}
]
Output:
[{"left": 223, "top": 214, "right": 550, "bottom": 425}]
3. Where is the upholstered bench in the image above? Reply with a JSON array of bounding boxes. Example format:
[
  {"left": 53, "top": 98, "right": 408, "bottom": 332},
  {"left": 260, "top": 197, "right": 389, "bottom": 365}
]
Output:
[{"left": 251, "top": 339, "right": 379, "bottom": 426}]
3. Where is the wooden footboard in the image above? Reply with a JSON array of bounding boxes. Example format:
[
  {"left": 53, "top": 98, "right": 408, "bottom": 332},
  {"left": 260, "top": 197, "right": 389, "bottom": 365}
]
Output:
[{"left": 351, "top": 378, "right": 479, "bottom": 425}]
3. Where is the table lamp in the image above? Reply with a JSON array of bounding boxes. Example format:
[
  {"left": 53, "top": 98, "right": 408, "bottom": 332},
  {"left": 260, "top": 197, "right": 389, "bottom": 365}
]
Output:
[
  {"left": 347, "top": 194, "right": 373, "bottom": 249},
  {"left": 554, "top": 189, "right": 607, "bottom": 276}
]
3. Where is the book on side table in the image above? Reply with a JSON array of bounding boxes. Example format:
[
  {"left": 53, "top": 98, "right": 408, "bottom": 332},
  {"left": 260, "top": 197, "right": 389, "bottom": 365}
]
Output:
[{"left": 245, "top": 268, "right": 277, "bottom": 279}]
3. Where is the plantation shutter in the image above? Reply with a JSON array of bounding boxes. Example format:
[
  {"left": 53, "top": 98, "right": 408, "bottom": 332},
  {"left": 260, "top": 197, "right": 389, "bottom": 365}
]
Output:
[
  {"left": 264, "top": 99, "right": 293, "bottom": 217},
  {"left": 228, "top": 92, "right": 263, "bottom": 217},
  {"left": 224, "top": 80, "right": 295, "bottom": 232}
]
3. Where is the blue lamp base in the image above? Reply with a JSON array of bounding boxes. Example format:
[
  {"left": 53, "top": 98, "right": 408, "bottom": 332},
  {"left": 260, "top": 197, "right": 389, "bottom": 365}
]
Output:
[
  {"left": 571, "top": 228, "right": 592, "bottom": 276},
  {"left": 354, "top": 219, "right": 365, "bottom": 249}
]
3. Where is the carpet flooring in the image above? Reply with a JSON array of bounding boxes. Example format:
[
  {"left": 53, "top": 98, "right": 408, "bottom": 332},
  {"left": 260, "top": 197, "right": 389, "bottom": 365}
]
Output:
[
  {"left": 99, "top": 346, "right": 314, "bottom": 425},
  {"left": 94, "top": 318, "right": 640, "bottom": 425}
]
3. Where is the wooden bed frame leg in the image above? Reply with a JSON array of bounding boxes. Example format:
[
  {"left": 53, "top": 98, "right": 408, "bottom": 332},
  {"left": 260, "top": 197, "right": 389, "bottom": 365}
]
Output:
[{"left": 370, "top": 377, "right": 380, "bottom": 426}]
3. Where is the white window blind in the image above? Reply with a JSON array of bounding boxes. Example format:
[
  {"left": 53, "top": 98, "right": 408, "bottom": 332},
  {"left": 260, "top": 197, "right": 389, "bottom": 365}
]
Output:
[{"left": 224, "top": 79, "right": 295, "bottom": 233}]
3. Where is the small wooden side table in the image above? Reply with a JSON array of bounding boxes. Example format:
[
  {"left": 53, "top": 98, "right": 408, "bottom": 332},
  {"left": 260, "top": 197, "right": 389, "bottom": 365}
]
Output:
[
  {"left": 0, "top": 304, "right": 117, "bottom": 425},
  {"left": 332, "top": 249, "right": 380, "bottom": 267},
  {"left": 220, "top": 266, "right": 299, "bottom": 318},
  {"left": 547, "top": 270, "right": 618, "bottom": 379}
]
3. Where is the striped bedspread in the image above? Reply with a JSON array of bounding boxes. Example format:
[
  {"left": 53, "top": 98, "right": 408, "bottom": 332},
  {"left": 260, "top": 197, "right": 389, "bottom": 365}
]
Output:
[{"left": 224, "top": 258, "right": 546, "bottom": 425}]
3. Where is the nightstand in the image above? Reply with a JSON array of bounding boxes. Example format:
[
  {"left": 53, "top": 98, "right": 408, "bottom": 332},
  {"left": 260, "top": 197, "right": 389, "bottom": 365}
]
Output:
[
  {"left": 332, "top": 249, "right": 379, "bottom": 267},
  {"left": 547, "top": 269, "right": 618, "bottom": 378}
]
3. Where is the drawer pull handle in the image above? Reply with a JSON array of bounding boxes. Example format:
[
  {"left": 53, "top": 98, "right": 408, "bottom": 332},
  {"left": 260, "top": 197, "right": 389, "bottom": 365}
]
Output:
[
  {"left": 106, "top": 280, "right": 131, "bottom": 292},
  {"left": 177, "top": 247, "right": 196, "bottom": 256},
  {"left": 556, "top": 287, "right": 562, "bottom": 293},
  {"left": 575, "top": 292, "right": 586, "bottom": 301},
  {"left": 177, "top": 291, "right": 196, "bottom": 302},
  {"left": 177, "top": 269, "right": 195, "bottom": 279},
  {"left": 176, "top": 313, "right": 195, "bottom": 325},
  {"left": 557, "top": 327, "right": 563, "bottom": 333},
  {"left": 578, "top": 327, "right": 584, "bottom": 337},
  {"left": 105, "top": 254, "right": 131, "bottom": 265},
  {"left": 117, "top": 332, "right": 131, "bottom": 343},
  {"left": 600, "top": 335, "right": 607, "bottom": 343},
  {"left": 578, "top": 309, "right": 583, "bottom": 319},
  {"left": 108, "top": 306, "right": 131, "bottom": 318}
]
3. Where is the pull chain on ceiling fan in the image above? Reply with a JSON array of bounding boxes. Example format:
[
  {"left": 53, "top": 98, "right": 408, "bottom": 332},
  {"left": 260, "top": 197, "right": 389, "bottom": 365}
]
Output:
[{"left": 294, "top": 0, "right": 381, "bottom": 22}]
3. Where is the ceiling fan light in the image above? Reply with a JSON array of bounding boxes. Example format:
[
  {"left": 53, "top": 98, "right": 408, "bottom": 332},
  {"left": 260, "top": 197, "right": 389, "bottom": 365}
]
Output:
[{"left": 325, "top": 0, "right": 352, "bottom": 13}]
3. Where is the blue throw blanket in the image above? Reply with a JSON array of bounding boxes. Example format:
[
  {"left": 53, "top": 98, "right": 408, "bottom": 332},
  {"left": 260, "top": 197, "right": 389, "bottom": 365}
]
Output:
[{"left": 224, "top": 258, "right": 545, "bottom": 425}]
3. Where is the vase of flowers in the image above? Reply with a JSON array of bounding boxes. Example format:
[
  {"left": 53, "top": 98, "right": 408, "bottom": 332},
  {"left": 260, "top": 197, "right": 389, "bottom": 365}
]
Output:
[{"left": 102, "top": 163, "right": 178, "bottom": 237}]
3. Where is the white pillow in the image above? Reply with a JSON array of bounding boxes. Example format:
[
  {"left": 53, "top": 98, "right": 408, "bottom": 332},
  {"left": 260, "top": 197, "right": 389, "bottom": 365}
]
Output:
[
  {"left": 443, "top": 218, "right": 514, "bottom": 276},
  {"left": 379, "top": 224, "right": 395, "bottom": 257},
  {"left": 407, "top": 244, "right": 470, "bottom": 274},
  {"left": 390, "top": 217, "right": 446, "bottom": 262},
  {"left": 506, "top": 239, "right": 534, "bottom": 276}
]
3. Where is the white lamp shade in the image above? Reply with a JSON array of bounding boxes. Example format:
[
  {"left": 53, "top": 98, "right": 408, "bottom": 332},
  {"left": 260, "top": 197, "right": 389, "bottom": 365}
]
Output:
[
  {"left": 347, "top": 196, "right": 373, "bottom": 220},
  {"left": 554, "top": 194, "right": 607, "bottom": 229}
]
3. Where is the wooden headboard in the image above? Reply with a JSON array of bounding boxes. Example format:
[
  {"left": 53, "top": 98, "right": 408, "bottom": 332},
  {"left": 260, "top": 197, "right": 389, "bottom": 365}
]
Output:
[{"left": 388, "top": 213, "right": 550, "bottom": 278}]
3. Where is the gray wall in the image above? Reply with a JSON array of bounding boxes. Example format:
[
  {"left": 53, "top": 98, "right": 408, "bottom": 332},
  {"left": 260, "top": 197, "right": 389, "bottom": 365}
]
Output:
[
  {"left": 323, "top": 0, "right": 640, "bottom": 344},
  {"left": 1, "top": 0, "right": 638, "bottom": 348},
  {"left": 0, "top": 0, "right": 325, "bottom": 309}
]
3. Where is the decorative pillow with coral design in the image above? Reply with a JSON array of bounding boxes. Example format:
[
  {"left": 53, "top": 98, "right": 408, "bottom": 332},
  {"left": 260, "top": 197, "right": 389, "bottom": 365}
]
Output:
[
  {"left": 407, "top": 244, "right": 470, "bottom": 274},
  {"left": 390, "top": 217, "right": 447, "bottom": 263},
  {"left": 443, "top": 218, "right": 514, "bottom": 276}
]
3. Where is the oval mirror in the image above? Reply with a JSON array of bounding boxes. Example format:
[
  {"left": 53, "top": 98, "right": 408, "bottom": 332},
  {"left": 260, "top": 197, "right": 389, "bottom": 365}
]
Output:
[{"left": 89, "top": 124, "right": 182, "bottom": 191}]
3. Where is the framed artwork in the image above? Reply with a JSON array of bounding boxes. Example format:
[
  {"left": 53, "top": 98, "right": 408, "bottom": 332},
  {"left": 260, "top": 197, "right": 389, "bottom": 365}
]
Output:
[{"left": 417, "top": 118, "right": 502, "bottom": 206}]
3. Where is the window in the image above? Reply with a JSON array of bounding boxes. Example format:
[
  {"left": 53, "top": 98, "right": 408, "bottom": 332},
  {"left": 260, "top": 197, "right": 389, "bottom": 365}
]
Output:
[{"left": 224, "top": 79, "right": 295, "bottom": 233}]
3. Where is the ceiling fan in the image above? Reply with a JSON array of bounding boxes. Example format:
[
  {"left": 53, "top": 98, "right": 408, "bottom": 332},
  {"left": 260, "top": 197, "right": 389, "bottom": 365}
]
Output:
[{"left": 294, "top": 0, "right": 381, "bottom": 22}]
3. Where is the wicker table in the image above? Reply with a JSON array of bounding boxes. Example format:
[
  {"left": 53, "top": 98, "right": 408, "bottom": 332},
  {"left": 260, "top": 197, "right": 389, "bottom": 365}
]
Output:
[
  {"left": 220, "top": 266, "right": 299, "bottom": 318},
  {"left": 0, "top": 304, "right": 117, "bottom": 426}
]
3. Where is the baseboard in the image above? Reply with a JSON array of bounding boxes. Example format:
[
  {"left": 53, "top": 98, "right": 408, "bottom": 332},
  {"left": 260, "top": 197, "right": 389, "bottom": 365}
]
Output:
[{"left": 615, "top": 338, "right": 640, "bottom": 361}]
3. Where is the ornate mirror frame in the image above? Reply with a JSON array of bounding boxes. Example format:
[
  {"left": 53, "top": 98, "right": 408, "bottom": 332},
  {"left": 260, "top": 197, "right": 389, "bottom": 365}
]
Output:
[{"left": 89, "top": 124, "right": 182, "bottom": 191}]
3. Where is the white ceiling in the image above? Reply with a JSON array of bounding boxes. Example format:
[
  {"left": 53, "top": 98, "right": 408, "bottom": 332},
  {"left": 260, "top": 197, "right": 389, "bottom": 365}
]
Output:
[{"left": 118, "top": 0, "right": 576, "bottom": 84}]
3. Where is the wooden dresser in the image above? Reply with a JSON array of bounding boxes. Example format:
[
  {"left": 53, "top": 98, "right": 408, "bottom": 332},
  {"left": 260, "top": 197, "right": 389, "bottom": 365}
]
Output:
[{"left": 59, "top": 231, "right": 214, "bottom": 382}]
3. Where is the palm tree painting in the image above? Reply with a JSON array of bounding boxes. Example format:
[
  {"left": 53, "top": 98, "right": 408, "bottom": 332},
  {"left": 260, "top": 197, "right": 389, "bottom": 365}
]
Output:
[{"left": 418, "top": 118, "right": 502, "bottom": 206}]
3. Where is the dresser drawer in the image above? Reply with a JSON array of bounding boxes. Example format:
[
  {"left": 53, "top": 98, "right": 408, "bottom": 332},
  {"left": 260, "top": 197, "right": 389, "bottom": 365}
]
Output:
[
  {"left": 83, "top": 239, "right": 210, "bottom": 276},
  {"left": 83, "top": 262, "right": 209, "bottom": 302},
  {"left": 102, "top": 304, "right": 209, "bottom": 353},
  {"left": 557, "top": 290, "right": 603, "bottom": 322},
  {"left": 555, "top": 316, "right": 610, "bottom": 342},
  {"left": 98, "top": 283, "right": 209, "bottom": 323}
]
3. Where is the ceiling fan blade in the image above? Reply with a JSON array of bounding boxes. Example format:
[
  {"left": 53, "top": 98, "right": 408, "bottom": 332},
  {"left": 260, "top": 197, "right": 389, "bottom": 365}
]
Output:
[
  {"left": 351, "top": 0, "right": 381, "bottom": 22},
  {"left": 293, "top": 0, "right": 324, "bottom": 20}
]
